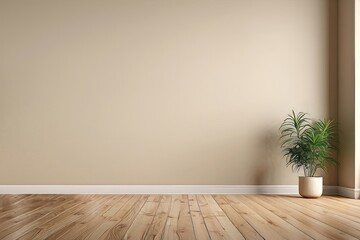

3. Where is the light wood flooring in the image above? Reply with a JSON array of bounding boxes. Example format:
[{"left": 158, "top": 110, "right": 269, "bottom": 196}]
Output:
[{"left": 0, "top": 194, "right": 359, "bottom": 239}]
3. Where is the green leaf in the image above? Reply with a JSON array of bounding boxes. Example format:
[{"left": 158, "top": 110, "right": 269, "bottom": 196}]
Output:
[{"left": 279, "top": 111, "right": 337, "bottom": 176}]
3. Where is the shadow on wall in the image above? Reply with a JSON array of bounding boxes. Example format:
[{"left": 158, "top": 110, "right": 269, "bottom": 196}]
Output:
[{"left": 248, "top": 129, "right": 282, "bottom": 186}]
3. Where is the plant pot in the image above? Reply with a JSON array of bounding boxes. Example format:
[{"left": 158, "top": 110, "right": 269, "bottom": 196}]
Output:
[{"left": 299, "top": 176, "right": 323, "bottom": 198}]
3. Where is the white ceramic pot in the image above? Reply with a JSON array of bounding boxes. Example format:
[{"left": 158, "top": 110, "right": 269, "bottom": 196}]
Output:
[{"left": 299, "top": 176, "right": 323, "bottom": 198}]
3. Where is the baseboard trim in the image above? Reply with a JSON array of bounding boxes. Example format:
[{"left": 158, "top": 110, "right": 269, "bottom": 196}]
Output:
[
  {"left": 0, "top": 185, "right": 338, "bottom": 195},
  {"left": 323, "top": 185, "right": 339, "bottom": 195},
  {"left": 338, "top": 186, "right": 360, "bottom": 199}
]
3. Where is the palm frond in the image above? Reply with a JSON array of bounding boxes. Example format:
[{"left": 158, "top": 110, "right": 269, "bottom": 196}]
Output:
[{"left": 279, "top": 111, "right": 337, "bottom": 176}]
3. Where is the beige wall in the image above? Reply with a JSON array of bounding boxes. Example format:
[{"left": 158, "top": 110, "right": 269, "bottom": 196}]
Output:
[
  {"left": 356, "top": 0, "right": 360, "bottom": 189},
  {"left": 338, "top": 0, "right": 356, "bottom": 189},
  {"left": 0, "top": 0, "right": 337, "bottom": 185}
]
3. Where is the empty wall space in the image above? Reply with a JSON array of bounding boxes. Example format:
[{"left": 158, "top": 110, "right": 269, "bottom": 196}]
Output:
[{"left": 0, "top": 0, "right": 337, "bottom": 185}]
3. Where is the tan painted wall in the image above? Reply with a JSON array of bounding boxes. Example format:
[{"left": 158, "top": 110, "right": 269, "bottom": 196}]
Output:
[
  {"left": 338, "top": 0, "right": 356, "bottom": 189},
  {"left": 0, "top": 0, "right": 337, "bottom": 185},
  {"left": 356, "top": 0, "right": 360, "bottom": 189}
]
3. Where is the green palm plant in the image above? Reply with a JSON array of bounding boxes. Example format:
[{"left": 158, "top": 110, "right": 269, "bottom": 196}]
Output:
[{"left": 280, "top": 110, "right": 337, "bottom": 177}]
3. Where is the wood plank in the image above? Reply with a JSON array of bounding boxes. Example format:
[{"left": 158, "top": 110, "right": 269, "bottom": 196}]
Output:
[
  {"left": 246, "top": 195, "right": 357, "bottom": 240},
  {"left": 144, "top": 195, "right": 172, "bottom": 240},
  {"left": 16, "top": 195, "right": 115, "bottom": 240},
  {"left": 0, "top": 198, "right": 81, "bottom": 239},
  {"left": 177, "top": 195, "right": 196, "bottom": 240},
  {"left": 101, "top": 195, "right": 129, "bottom": 219},
  {"left": 197, "top": 195, "right": 244, "bottom": 240},
  {"left": 0, "top": 194, "right": 359, "bottom": 239},
  {"left": 235, "top": 195, "right": 312, "bottom": 240},
  {"left": 212, "top": 195, "right": 263, "bottom": 240},
  {"left": 188, "top": 194, "right": 211, "bottom": 240},
  {"left": 275, "top": 195, "right": 360, "bottom": 239},
  {"left": 42, "top": 195, "right": 130, "bottom": 239},
  {"left": 327, "top": 196, "right": 360, "bottom": 207},
  {"left": 122, "top": 196, "right": 161, "bottom": 239},
  {"left": 0, "top": 195, "right": 65, "bottom": 228},
  {"left": 204, "top": 195, "right": 245, "bottom": 239},
  {"left": 223, "top": 195, "right": 286, "bottom": 240},
  {"left": 162, "top": 195, "right": 196, "bottom": 239},
  {"left": 283, "top": 195, "right": 360, "bottom": 228},
  {"left": 0, "top": 195, "right": 34, "bottom": 212},
  {"left": 62, "top": 195, "right": 137, "bottom": 240},
  {"left": 315, "top": 197, "right": 360, "bottom": 219},
  {"left": 162, "top": 195, "right": 182, "bottom": 240},
  {"left": 102, "top": 195, "right": 149, "bottom": 239}
]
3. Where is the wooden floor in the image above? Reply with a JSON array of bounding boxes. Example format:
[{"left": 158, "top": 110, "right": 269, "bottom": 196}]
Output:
[{"left": 0, "top": 195, "right": 359, "bottom": 240}]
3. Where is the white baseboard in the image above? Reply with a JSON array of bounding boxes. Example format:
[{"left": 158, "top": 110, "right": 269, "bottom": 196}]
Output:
[
  {"left": 323, "top": 185, "right": 339, "bottom": 195},
  {"left": 0, "top": 185, "right": 339, "bottom": 195},
  {"left": 338, "top": 186, "right": 360, "bottom": 199}
]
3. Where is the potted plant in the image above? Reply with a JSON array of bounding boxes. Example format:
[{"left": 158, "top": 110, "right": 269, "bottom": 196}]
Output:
[{"left": 280, "top": 111, "right": 337, "bottom": 198}]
